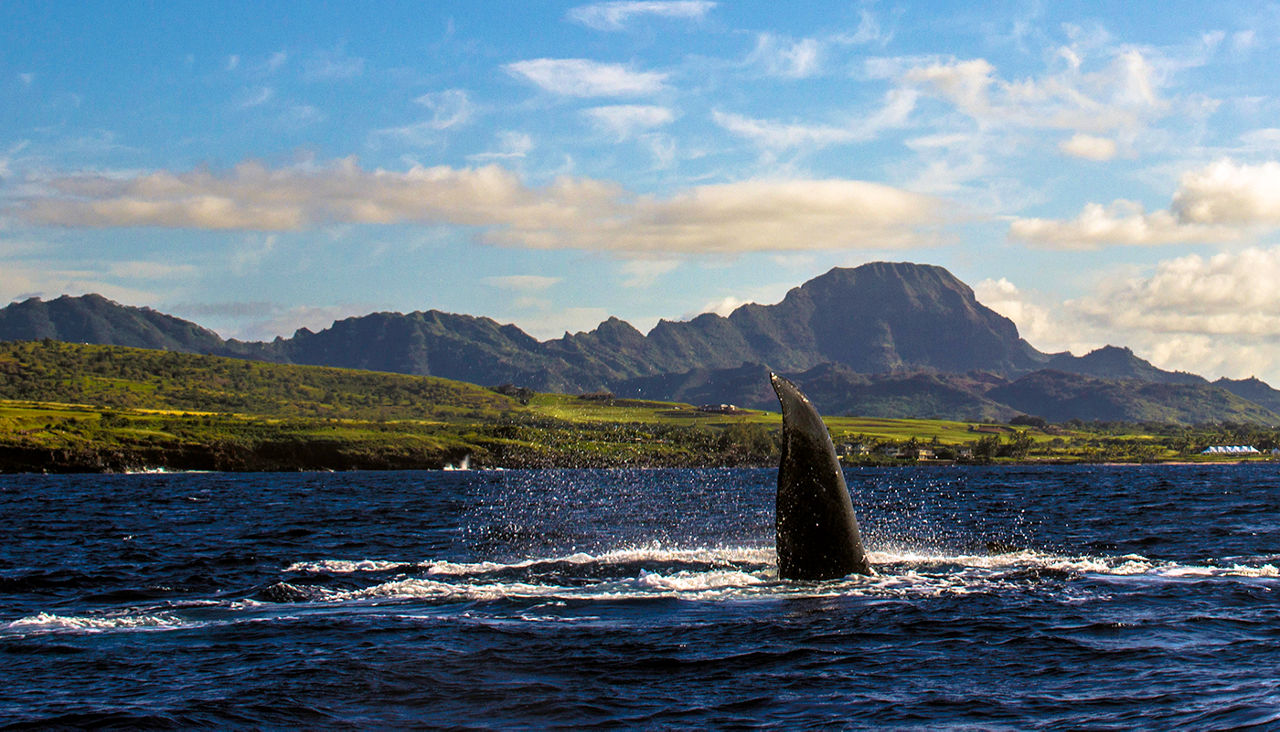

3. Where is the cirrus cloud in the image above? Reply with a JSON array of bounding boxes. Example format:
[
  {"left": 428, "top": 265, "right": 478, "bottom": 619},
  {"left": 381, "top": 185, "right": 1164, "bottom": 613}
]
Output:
[
  {"left": 567, "top": 1, "right": 715, "bottom": 31},
  {"left": 584, "top": 105, "right": 674, "bottom": 138},
  {"left": 15, "top": 159, "right": 948, "bottom": 255},
  {"left": 505, "top": 58, "right": 667, "bottom": 97}
]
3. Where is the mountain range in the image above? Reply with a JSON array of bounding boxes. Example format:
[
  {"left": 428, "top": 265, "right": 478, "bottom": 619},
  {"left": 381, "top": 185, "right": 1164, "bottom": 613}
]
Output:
[{"left": 3, "top": 261, "right": 1278, "bottom": 425}]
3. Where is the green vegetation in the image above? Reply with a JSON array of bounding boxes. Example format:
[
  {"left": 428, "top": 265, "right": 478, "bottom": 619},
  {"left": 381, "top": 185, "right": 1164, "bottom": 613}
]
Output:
[{"left": 0, "top": 341, "right": 1276, "bottom": 472}]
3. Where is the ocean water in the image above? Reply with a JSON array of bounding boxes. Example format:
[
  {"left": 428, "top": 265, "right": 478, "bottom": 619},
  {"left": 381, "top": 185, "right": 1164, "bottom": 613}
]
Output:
[{"left": 2, "top": 465, "right": 1279, "bottom": 729}]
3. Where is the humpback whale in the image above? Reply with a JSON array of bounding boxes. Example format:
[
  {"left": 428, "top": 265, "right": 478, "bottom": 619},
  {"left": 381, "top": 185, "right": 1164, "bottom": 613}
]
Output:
[{"left": 771, "top": 372, "right": 873, "bottom": 579}]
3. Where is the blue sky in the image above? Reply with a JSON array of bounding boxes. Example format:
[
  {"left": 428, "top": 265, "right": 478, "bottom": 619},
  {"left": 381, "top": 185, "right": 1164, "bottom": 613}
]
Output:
[{"left": 6, "top": 1, "right": 1280, "bottom": 382}]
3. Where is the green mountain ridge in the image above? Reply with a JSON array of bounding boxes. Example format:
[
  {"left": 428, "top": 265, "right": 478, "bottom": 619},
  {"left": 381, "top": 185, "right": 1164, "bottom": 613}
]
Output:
[{"left": 3, "top": 261, "right": 1279, "bottom": 425}]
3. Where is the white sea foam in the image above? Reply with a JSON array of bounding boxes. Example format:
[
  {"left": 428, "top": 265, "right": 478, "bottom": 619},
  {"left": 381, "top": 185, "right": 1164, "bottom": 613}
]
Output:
[
  {"left": 4, "top": 611, "right": 189, "bottom": 635},
  {"left": 278, "top": 545, "right": 1280, "bottom": 608},
  {"left": 285, "top": 559, "right": 411, "bottom": 574}
]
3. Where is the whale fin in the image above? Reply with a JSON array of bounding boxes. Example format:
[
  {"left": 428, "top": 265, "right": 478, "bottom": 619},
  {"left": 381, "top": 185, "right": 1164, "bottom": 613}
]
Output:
[{"left": 771, "top": 372, "right": 873, "bottom": 579}]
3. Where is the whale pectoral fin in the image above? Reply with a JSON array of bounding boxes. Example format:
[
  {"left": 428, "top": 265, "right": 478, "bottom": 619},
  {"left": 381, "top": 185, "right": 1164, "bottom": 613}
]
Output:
[{"left": 771, "top": 372, "right": 873, "bottom": 579}]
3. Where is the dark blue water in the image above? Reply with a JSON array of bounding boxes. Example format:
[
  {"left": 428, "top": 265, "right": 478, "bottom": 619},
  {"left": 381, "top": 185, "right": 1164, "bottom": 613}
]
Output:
[{"left": 2, "top": 466, "right": 1279, "bottom": 729}]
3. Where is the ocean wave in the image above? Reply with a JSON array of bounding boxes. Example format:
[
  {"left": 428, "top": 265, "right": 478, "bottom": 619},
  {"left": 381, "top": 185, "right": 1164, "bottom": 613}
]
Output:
[
  {"left": 285, "top": 559, "right": 413, "bottom": 574},
  {"left": 3, "top": 610, "right": 189, "bottom": 635},
  {"left": 276, "top": 546, "right": 1280, "bottom": 607}
]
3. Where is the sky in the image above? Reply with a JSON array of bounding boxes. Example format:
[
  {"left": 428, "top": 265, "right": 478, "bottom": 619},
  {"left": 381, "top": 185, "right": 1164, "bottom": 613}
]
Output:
[{"left": 6, "top": 1, "right": 1280, "bottom": 382}]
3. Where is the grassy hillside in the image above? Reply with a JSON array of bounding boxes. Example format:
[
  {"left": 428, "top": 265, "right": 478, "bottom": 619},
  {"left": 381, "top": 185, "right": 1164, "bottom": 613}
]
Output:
[
  {"left": 0, "top": 341, "right": 1276, "bottom": 472},
  {"left": 0, "top": 340, "right": 517, "bottom": 420}
]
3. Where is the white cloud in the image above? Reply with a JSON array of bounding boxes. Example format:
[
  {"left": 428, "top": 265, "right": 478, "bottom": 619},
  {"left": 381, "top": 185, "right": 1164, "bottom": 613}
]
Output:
[
  {"left": 973, "top": 277, "right": 1068, "bottom": 351},
  {"left": 240, "top": 86, "right": 274, "bottom": 108},
  {"left": 1059, "top": 133, "right": 1117, "bottom": 160},
  {"left": 1238, "top": 128, "right": 1280, "bottom": 151},
  {"left": 232, "top": 233, "right": 277, "bottom": 275},
  {"left": 698, "top": 295, "right": 748, "bottom": 317},
  {"left": 748, "top": 33, "right": 823, "bottom": 79},
  {"left": 226, "top": 55, "right": 240, "bottom": 71},
  {"left": 567, "top": 1, "right": 715, "bottom": 31},
  {"left": 279, "top": 104, "right": 323, "bottom": 128},
  {"left": 1232, "top": 30, "right": 1256, "bottom": 53},
  {"left": 619, "top": 258, "right": 679, "bottom": 287},
  {"left": 467, "top": 131, "right": 534, "bottom": 162},
  {"left": 713, "top": 111, "right": 855, "bottom": 149},
  {"left": 0, "top": 264, "right": 163, "bottom": 307},
  {"left": 414, "top": 89, "right": 473, "bottom": 130},
  {"left": 304, "top": 47, "right": 365, "bottom": 80},
  {"left": 1010, "top": 159, "right": 1280, "bottom": 248},
  {"left": 106, "top": 261, "right": 198, "bottom": 279},
  {"left": 712, "top": 88, "right": 916, "bottom": 150},
  {"left": 228, "top": 304, "right": 365, "bottom": 341},
  {"left": 585, "top": 105, "right": 674, "bottom": 138},
  {"left": 373, "top": 90, "right": 474, "bottom": 147},
  {"left": 839, "top": 9, "right": 887, "bottom": 46},
  {"left": 483, "top": 274, "right": 560, "bottom": 291},
  {"left": 1009, "top": 200, "right": 1239, "bottom": 248},
  {"left": 1065, "top": 248, "right": 1280, "bottom": 381},
  {"left": 505, "top": 58, "right": 666, "bottom": 97},
  {"left": 1171, "top": 159, "right": 1280, "bottom": 226},
  {"left": 15, "top": 159, "right": 947, "bottom": 254},
  {"left": 1077, "top": 248, "right": 1280, "bottom": 336},
  {"left": 265, "top": 50, "right": 288, "bottom": 72},
  {"left": 974, "top": 252, "right": 1280, "bottom": 383},
  {"left": 18, "top": 72, "right": 35, "bottom": 86},
  {"left": 892, "top": 47, "right": 1168, "bottom": 134}
]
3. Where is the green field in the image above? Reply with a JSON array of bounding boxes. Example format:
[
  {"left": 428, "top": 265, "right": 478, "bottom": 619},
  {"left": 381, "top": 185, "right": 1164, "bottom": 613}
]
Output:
[{"left": 0, "top": 340, "right": 1275, "bottom": 472}]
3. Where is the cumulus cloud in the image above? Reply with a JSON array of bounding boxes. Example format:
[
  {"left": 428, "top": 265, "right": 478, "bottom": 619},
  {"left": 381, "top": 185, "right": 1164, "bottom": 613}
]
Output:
[
  {"left": 1010, "top": 159, "right": 1280, "bottom": 248},
  {"left": 1076, "top": 248, "right": 1280, "bottom": 336},
  {"left": 698, "top": 295, "right": 748, "bottom": 317},
  {"left": 15, "top": 159, "right": 947, "bottom": 254},
  {"left": 505, "top": 58, "right": 666, "bottom": 97},
  {"left": 1170, "top": 159, "right": 1280, "bottom": 226},
  {"left": 1064, "top": 248, "right": 1280, "bottom": 381},
  {"left": 1059, "top": 133, "right": 1117, "bottom": 160},
  {"left": 973, "top": 277, "right": 1064, "bottom": 349},
  {"left": 567, "top": 1, "right": 715, "bottom": 30},
  {"left": 973, "top": 251, "right": 1280, "bottom": 382},
  {"left": 585, "top": 105, "right": 674, "bottom": 138},
  {"left": 1009, "top": 200, "right": 1240, "bottom": 249}
]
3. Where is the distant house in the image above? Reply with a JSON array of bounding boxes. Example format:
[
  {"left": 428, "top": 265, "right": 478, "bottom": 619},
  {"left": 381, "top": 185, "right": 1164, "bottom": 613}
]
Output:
[
  {"left": 697, "top": 404, "right": 741, "bottom": 414},
  {"left": 837, "top": 443, "right": 871, "bottom": 457},
  {"left": 1200, "top": 445, "right": 1260, "bottom": 455}
]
